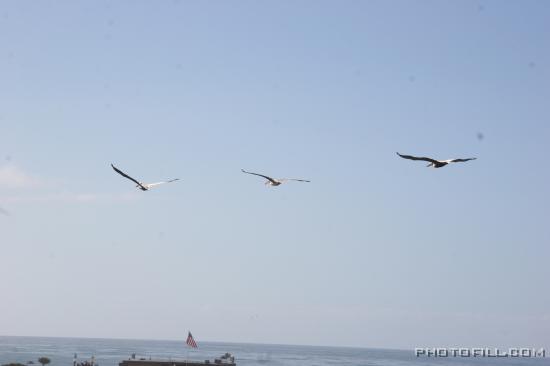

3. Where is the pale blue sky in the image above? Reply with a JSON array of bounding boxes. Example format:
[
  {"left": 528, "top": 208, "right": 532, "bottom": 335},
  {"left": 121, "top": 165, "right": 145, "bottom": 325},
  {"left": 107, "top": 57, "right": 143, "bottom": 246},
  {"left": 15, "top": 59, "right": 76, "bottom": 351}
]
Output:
[{"left": 1, "top": 0, "right": 549, "bottom": 349}]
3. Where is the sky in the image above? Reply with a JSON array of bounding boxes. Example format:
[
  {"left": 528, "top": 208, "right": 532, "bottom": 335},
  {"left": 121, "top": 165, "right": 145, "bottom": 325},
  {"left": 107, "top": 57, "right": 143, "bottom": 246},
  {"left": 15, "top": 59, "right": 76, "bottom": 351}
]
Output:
[{"left": 1, "top": 0, "right": 549, "bottom": 350}]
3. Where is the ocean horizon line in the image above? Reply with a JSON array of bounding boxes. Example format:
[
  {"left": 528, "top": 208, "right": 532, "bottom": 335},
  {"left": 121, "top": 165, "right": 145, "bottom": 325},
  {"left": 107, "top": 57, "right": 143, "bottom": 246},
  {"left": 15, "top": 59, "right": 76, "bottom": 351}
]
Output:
[{"left": 0, "top": 334, "right": 407, "bottom": 353}]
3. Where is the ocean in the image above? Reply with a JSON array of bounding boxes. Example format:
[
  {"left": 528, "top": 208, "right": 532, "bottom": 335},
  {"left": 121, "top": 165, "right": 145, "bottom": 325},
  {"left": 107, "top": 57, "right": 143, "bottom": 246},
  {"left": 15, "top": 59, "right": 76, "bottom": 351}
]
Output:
[{"left": 0, "top": 336, "right": 548, "bottom": 366}]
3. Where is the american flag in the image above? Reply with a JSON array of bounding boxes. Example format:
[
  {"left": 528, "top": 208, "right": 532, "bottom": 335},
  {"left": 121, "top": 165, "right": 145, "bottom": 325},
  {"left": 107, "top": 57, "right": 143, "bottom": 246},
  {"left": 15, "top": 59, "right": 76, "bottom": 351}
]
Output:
[{"left": 186, "top": 331, "right": 198, "bottom": 349}]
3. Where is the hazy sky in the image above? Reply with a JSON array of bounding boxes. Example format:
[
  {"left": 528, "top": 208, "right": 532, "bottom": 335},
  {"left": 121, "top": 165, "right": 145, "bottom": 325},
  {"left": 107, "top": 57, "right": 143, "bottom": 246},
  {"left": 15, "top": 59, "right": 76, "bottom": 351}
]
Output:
[{"left": 1, "top": 0, "right": 549, "bottom": 350}]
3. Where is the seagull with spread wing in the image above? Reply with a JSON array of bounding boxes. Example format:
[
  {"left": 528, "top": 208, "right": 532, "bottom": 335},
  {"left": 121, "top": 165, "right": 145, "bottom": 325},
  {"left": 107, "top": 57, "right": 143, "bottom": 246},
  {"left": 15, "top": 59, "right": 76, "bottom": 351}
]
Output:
[
  {"left": 241, "top": 169, "right": 310, "bottom": 186},
  {"left": 111, "top": 164, "right": 179, "bottom": 191},
  {"left": 396, "top": 152, "right": 476, "bottom": 168}
]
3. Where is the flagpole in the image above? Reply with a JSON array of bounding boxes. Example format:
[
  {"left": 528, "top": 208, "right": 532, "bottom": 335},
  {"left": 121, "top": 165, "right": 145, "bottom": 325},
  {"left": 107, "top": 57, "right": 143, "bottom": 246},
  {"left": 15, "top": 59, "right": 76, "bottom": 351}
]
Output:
[
  {"left": 185, "top": 331, "right": 189, "bottom": 365},
  {"left": 185, "top": 331, "right": 196, "bottom": 364}
]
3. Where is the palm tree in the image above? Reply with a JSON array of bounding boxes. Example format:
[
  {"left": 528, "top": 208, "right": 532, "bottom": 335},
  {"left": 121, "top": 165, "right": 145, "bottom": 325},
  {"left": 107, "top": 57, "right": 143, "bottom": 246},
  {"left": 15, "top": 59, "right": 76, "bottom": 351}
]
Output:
[{"left": 37, "top": 358, "right": 50, "bottom": 366}]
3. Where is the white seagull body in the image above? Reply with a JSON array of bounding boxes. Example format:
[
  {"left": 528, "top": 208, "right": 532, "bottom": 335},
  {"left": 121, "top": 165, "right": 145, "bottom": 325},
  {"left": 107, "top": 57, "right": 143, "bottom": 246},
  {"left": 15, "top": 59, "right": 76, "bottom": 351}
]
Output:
[
  {"left": 111, "top": 164, "right": 179, "bottom": 191},
  {"left": 241, "top": 169, "right": 310, "bottom": 186},
  {"left": 396, "top": 152, "right": 476, "bottom": 168}
]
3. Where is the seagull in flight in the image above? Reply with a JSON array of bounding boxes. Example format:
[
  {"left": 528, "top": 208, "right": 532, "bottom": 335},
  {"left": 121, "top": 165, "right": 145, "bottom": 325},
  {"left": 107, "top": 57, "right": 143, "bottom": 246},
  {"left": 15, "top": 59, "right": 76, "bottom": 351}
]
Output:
[
  {"left": 396, "top": 152, "right": 477, "bottom": 168},
  {"left": 111, "top": 163, "right": 179, "bottom": 191},
  {"left": 241, "top": 169, "right": 310, "bottom": 186},
  {"left": 0, "top": 206, "right": 9, "bottom": 216}
]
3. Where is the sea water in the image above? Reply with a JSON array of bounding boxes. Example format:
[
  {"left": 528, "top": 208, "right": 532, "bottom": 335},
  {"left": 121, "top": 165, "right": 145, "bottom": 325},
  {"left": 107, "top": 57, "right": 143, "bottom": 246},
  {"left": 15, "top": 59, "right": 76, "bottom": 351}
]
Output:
[{"left": 0, "top": 336, "right": 548, "bottom": 366}]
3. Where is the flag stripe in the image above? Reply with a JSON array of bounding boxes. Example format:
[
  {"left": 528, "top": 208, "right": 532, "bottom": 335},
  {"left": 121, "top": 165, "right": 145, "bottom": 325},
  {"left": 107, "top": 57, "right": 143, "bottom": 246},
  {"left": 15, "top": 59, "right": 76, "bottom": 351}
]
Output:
[{"left": 186, "top": 332, "right": 198, "bottom": 349}]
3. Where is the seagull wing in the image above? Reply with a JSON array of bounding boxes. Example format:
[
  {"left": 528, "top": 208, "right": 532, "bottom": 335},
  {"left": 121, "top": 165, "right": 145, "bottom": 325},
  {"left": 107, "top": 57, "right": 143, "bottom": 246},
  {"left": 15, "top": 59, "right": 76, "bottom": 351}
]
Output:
[
  {"left": 447, "top": 158, "right": 477, "bottom": 163},
  {"left": 111, "top": 164, "right": 146, "bottom": 189},
  {"left": 145, "top": 179, "right": 180, "bottom": 188},
  {"left": 396, "top": 152, "right": 440, "bottom": 165},
  {"left": 279, "top": 178, "right": 311, "bottom": 183},
  {"left": 241, "top": 169, "right": 278, "bottom": 184}
]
